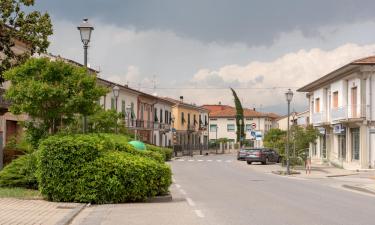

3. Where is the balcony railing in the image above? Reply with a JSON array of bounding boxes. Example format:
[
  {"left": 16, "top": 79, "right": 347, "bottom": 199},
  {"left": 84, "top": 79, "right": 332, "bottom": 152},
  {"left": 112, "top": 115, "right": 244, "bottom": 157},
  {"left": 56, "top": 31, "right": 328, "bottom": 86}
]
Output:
[
  {"left": 331, "top": 105, "right": 367, "bottom": 121},
  {"left": 311, "top": 111, "right": 326, "bottom": 124},
  {"left": 187, "top": 124, "right": 196, "bottom": 131},
  {"left": 153, "top": 122, "right": 171, "bottom": 130}
]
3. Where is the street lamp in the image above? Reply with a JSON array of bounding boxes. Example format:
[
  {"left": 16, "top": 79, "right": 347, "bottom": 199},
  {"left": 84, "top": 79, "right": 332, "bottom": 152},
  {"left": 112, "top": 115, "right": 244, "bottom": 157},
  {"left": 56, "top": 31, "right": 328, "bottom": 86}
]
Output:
[
  {"left": 112, "top": 86, "right": 120, "bottom": 133},
  {"left": 285, "top": 88, "right": 294, "bottom": 175},
  {"left": 77, "top": 18, "right": 94, "bottom": 133}
]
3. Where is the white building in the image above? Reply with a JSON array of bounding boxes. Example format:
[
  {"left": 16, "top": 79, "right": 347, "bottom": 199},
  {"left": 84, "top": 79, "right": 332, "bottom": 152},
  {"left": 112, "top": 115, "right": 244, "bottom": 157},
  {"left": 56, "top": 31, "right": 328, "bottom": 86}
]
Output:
[
  {"left": 298, "top": 56, "right": 375, "bottom": 169},
  {"left": 202, "top": 105, "right": 279, "bottom": 147},
  {"left": 153, "top": 98, "right": 173, "bottom": 147},
  {"left": 276, "top": 111, "right": 310, "bottom": 131}
]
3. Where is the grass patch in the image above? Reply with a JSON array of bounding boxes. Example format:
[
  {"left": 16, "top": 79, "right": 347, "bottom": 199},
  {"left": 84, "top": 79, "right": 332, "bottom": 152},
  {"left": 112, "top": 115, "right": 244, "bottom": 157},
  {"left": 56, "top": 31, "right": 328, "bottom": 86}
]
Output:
[{"left": 0, "top": 187, "right": 42, "bottom": 199}]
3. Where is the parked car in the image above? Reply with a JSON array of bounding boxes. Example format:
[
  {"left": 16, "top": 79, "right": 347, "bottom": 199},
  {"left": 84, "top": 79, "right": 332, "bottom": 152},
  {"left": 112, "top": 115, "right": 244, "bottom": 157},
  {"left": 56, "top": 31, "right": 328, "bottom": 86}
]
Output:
[
  {"left": 245, "top": 148, "right": 281, "bottom": 165},
  {"left": 237, "top": 148, "right": 252, "bottom": 160}
]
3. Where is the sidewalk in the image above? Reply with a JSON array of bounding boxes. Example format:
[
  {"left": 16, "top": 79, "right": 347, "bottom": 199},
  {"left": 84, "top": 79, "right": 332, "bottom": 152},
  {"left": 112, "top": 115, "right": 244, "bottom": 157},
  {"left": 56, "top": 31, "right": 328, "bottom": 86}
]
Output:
[
  {"left": 0, "top": 198, "right": 84, "bottom": 225},
  {"left": 70, "top": 183, "right": 205, "bottom": 225},
  {"left": 242, "top": 160, "right": 375, "bottom": 196}
]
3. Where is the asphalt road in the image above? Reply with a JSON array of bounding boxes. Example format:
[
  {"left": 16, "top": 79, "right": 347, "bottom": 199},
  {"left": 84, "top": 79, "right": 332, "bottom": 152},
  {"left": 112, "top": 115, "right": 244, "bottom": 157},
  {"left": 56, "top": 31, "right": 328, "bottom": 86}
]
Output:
[{"left": 171, "top": 154, "right": 375, "bottom": 225}]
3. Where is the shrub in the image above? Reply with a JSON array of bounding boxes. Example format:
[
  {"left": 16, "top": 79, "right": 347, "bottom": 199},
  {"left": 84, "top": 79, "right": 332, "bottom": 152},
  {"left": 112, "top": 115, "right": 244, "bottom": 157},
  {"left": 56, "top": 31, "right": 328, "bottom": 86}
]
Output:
[
  {"left": 100, "top": 134, "right": 164, "bottom": 163},
  {"left": 146, "top": 144, "right": 173, "bottom": 161},
  {"left": 37, "top": 134, "right": 171, "bottom": 203},
  {"left": 281, "top": 157, "right": 304, "bottom": 167},
  {"left": 0, "top": 153, "right": 38, "bottom": 189}
]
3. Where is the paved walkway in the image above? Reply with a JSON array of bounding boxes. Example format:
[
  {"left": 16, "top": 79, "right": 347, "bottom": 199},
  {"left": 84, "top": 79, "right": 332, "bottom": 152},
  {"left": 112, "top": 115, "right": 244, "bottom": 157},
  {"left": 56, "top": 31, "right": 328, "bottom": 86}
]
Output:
[{"left": 0, "top": 198, "right": 84, "bottom": 225}]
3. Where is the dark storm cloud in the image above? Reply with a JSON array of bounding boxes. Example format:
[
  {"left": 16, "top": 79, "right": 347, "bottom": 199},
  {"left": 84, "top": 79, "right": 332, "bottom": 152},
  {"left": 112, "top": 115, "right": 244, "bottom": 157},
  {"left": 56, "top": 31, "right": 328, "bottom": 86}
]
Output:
[{"left": 35, "top": 0, "right": 375, "bottom": 46}]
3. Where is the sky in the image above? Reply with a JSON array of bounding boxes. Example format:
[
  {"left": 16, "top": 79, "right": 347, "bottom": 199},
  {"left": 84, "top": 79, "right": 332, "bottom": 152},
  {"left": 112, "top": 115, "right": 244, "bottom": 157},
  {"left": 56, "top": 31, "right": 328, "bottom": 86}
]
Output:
[{"left": 32, "top": 0, "right": 375, "bottom": 114}]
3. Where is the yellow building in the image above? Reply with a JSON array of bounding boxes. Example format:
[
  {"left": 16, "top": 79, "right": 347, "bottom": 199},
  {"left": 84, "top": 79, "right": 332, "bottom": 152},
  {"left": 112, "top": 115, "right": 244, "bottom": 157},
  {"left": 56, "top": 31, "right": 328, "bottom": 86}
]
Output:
[{"left": 164, "top": 97, "right": 208, "bottom": 151}]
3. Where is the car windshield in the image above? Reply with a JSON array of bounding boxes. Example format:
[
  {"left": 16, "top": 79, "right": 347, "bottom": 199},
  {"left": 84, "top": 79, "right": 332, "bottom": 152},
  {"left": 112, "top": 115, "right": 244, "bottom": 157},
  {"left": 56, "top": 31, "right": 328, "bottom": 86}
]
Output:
[{"left": 246, "top": 149, "right": 262, "bottom": 153}]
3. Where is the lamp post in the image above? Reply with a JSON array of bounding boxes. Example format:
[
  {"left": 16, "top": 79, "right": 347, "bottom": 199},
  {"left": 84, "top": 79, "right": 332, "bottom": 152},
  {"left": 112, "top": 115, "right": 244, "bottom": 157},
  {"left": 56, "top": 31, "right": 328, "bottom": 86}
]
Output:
[
  {"left": 285, "top": 88, "right": 294, "bottom": 175},
  {"left": 112, "top": 86, "right": 120, "bottom": 133},
  {"left": 77, "top": 18, "right": 94, "bottom": 133}
]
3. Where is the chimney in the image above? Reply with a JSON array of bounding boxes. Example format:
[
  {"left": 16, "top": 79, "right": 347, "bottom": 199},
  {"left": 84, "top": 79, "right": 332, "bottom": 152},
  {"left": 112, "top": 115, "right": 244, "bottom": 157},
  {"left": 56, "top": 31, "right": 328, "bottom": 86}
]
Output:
[
  {"left": 253, "top": 108, "right": 256, "bottom": 111},
  {"left": 180, "top": 96, "right": 184, "bottom": 102},
  {"left": 218, "top": 101, "right": 221, "bottom": 105}
]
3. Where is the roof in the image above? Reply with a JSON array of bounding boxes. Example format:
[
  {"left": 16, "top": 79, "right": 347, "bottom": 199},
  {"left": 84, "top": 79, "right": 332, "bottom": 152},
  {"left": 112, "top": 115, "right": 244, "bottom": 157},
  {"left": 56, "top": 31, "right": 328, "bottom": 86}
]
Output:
[
  {"left": 163, "top": 97, "right": 208, "bottom": 111},
  {"left": 297, "top": 55, "right": 375, "bottom": 92},
  {"left": 204, "top": 104, "right": 279, "bottom": 119}
]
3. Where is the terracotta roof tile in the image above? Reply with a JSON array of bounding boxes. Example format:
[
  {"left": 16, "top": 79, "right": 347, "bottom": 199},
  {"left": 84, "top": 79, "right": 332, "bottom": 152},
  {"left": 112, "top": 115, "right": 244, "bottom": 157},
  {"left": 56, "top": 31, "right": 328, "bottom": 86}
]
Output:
[{"left": 205, "top": 104, "right": 277, "bottom": 118}]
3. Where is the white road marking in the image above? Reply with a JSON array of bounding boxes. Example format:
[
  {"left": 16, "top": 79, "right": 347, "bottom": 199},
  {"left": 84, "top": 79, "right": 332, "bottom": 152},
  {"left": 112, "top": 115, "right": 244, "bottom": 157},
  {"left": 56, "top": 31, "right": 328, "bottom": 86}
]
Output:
[
  {"left": 188, "top": 159, "right": 195, "bottom": 162},
  {"left": 198, "top": 159, "right": 204, "bottom": 162},
  {"left": 194, "top": 210, "right": 205, "bottom": 218},
  {"left": 216, "top": 160, "right": 222, "bottom": 162},
  {"left": 175, "top": 184, "right": 181, "bottom": 188},
  {"left": 207, "top": 160, "right": 213, "bottom": 162},
  {"left": 177, "top": 159, "right": 185, "bottom": 161},
  {"left": 186, "top": 197, "right": 196, "bottom": 207},
  {"left": 225, "top": 160, "right": 232, "bottom": 163},
  {"left": 180, "top": 189, "right": 187, "bottom": 195}
]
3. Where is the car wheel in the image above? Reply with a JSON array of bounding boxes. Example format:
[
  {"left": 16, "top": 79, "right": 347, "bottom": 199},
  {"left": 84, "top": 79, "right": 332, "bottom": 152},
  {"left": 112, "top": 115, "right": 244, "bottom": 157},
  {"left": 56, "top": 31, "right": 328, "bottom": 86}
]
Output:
[{"left": 247, "top": 161, "right": 252, "bottom": 165}]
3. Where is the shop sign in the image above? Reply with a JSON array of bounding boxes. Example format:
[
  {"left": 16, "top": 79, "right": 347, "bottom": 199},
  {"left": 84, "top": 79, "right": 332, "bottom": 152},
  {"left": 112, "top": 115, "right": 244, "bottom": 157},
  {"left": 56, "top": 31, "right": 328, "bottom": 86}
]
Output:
[
  {"left": 333, "top": 124, "right": 345, "bottom": 134},
  {"left": 318, "top": 127, "right": 326, "bottom": 135},
  {"left": 255, "top": 131, "right": 262, "bottom": 141}
]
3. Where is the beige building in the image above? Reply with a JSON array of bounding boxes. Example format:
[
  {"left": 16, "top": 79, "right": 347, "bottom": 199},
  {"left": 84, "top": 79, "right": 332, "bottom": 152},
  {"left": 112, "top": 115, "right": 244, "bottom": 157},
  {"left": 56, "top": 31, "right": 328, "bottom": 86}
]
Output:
[{"left": 298, "top": 56, "right": 375, "bottom": 170}]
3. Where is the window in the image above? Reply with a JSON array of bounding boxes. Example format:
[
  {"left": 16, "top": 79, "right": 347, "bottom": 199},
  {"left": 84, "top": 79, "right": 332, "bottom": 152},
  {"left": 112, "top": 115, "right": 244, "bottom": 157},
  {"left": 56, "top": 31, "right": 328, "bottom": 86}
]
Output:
[
  {"left": 205, "top": 115, "right": 208, "bottom": 124},
  {"left": 188, "top": 113, "right": 191, "bottom": 125},
  {"left": 246, "top": 118, "right": 253, "bottom": 121},
  {"left": 227, "top": 124, "right": 235, "bottom": 132},
  {"left": 165, "top": 110, "right": 168, "bottom": 124},
  {"left": 351, "top": 87, "right": 357, "bottom": 118},
  {"left": 351, "top": 128, "right": 360, "bottom": 160},
  {"left": 140, "top": 104, "right": 144, "bottom": 120},
  {"left": 121, "top": 100, "right": 126, "bottom": 114},
  {"left": 154, "top": 108, "right": 158, "bottom": 122},
  {"left": 210, "top": 124, "right": 217, "bottom": 132},
  {"left": 333, "top": 91, "right": 338, "bottom": 108},
  {"left": 160, "top": 109, "right": 163, "bottom": 123},
  {"left": 181, "top": 112, "right": 185, "bottom": 124},
  {"left": 111, "top": 98, "right": 115, "bottom": 110},
  {"left": 315, "top": 98, "right": 320, "bottom": 112},
  {"left": 194, "top": 114, "right": 197, "bottom": 124}
]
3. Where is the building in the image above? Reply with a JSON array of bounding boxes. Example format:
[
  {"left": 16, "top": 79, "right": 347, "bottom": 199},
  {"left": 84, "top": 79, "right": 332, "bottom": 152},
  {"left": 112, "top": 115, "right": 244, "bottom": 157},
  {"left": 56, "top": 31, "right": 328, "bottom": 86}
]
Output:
[
  {"left": 276, "top": 111, "right": 309, "bottom": 130},
  {"left": 0, "top": 28, "right": 31, "bottom": 169},
  {"left": 153, "top": 98, "right": 173, "bottom": 147},
  {"left": 166, "top": 97, "right": 208, "bottom": 151},
  {"left": 298, "top": 56, "right": 375, "bottom": 169},
  {"left": 202, "top": 104, "right": 279, "bottom": 147}
]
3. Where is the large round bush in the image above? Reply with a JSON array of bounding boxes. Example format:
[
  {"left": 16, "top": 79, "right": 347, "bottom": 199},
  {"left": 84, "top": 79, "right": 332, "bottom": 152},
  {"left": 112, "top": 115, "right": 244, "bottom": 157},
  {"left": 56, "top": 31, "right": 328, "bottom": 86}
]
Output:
[{"left": 37, "top": 134, "right": 171, "bottom": 203}]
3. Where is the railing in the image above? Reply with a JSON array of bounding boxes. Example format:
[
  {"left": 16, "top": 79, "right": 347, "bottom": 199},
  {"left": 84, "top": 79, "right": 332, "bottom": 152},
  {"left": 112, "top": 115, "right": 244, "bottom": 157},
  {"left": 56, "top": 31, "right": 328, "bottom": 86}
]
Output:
[
  {"left": 153, "top": 122, "right": 171, "bottom": 130},
  {"left": 187, "top": 124, "right": 196, "bottom": 131},
  {"left": 312, "top": 111, "right": 326, "bottom": 124},
  {"left": 331, "top": 105, "right": 367, "bottom": 121}
]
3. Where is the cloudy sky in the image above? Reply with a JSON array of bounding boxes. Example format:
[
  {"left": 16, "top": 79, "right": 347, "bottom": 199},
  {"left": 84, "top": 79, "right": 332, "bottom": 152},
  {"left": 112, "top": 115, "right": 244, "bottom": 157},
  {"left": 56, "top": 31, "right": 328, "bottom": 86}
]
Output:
[{"left": 33, "top": 0, "right": 375, "bottom": 114}]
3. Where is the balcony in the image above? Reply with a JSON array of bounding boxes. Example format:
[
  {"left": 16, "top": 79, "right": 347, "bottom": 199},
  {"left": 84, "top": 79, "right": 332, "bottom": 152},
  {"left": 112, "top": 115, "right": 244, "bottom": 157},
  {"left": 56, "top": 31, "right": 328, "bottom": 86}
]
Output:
[
  {"left": 134, "top": 120, "right": 154, "bottom": 129},
  {"left": 187, "top": 124, "right": 196, "bottom": 131},
  {"left": 311, "top": 111, "right": 326, "bottom": 124},
  {"left": 153, "top": 122, "right": 171, "bottom": 131},
  {"left": 331, "top": 105, "right": 367, "bottom": 122}
]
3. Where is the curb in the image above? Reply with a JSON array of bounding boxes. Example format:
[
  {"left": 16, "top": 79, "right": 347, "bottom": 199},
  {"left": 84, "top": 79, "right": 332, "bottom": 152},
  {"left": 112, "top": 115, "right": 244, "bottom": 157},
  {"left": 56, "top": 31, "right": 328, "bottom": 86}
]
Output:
[
  {"left": 342, "top": 185, "right": 375, "bottom": 195},
  {"left": 326, "top": 173, "right": 358, "bottom": 178},
  {"left": 56, "top": 203, "right": 88, "bottom": 225},
  {"left": 145, "top": 194, "right": 173, "bottom": 203}
]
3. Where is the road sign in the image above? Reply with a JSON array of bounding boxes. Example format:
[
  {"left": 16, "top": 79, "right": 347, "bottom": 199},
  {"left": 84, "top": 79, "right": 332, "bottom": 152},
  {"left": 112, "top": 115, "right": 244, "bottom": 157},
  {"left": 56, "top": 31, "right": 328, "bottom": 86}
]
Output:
[{"left": 251, "top": 123, "right": 256, "bottom": 129}]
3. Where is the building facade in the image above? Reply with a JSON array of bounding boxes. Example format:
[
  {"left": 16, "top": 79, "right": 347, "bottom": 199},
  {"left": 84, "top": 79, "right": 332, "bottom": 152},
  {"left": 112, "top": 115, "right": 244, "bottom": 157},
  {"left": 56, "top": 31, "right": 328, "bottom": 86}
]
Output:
[
  {"left": 202, "top": 105, "right": 279, "bottom": 147},
  {"left": 298, "top": 56, "right": 375, "bottom": 169},
  {"left": 153, "top": 98, "right": 173, "bottom": 147}
]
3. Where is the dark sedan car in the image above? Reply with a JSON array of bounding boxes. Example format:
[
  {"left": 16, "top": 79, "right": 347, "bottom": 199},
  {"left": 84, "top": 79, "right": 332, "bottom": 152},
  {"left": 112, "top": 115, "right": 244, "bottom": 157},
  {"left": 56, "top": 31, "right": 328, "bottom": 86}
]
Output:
[
  {"left": 237, "top": 148, "right": 252, "bottom": 160},
  {"left": 245, "top": 148, "right": 281, "bottom": 165}
]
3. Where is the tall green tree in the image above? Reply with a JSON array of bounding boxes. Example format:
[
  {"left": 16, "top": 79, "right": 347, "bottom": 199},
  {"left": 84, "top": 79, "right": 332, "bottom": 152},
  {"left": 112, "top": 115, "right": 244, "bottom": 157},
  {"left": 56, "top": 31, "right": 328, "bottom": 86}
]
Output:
[
  {"left": 231, "top": 88, "right": 245, "bottom": 143},
  {"left": 263, "top": 128, "right": 286, "bottom": 154},
  {"left": 4, "top": 58, "right": 108, "bottom": 135},
  {"left": 0, "top": 0, "right": 53, "bottom": 83}
]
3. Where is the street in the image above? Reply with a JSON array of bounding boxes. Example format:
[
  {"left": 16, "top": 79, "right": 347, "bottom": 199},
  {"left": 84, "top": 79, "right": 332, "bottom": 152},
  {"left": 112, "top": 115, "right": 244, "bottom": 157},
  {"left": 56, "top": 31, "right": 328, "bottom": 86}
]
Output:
[{"left": 171, "top": 154, "right": 375, "bottom": 225}]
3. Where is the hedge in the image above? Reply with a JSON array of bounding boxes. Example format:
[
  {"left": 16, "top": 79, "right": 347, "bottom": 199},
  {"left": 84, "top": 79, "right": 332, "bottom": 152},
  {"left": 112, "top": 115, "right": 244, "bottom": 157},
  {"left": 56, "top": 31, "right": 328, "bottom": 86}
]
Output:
[
  {"left": 0, "top": 153, "right": 38, "bottom": 189},
  {"left": 146, "top": 144, "right": 173, "bottom": 161},
  {"left": 37, "top": 134, "right": 171, "bottom": 203}
]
